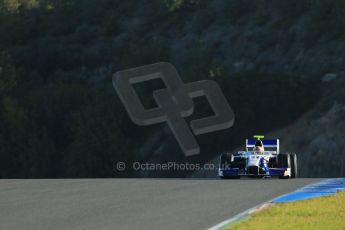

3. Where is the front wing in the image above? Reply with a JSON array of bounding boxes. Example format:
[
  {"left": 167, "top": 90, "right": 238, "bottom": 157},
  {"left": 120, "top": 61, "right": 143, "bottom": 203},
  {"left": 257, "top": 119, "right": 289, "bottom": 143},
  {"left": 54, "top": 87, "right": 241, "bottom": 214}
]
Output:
[{"left": 219, "top": 167, "right": 291, "bottom": 177}]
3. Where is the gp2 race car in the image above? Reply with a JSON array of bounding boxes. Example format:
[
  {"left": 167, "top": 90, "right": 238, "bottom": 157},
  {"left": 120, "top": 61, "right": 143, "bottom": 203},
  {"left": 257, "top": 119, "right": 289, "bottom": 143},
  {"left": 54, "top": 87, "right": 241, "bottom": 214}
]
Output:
[{"left": 218, "top": 135, "right": 297, "bottom": 179}]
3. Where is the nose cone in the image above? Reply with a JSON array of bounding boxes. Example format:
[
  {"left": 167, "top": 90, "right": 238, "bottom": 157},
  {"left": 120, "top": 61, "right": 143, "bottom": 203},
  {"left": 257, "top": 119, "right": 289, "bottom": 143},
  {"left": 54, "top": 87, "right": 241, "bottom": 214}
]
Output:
[{"left": 247, "top": 156, "right": 260, "bottom": 167}]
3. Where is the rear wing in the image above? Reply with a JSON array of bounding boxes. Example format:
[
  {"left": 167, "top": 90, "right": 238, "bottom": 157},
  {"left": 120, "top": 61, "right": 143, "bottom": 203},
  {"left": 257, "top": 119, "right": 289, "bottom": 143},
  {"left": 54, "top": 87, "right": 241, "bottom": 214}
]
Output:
[{"left": 246, "top": 139, "right": 280, "bottom": 154}]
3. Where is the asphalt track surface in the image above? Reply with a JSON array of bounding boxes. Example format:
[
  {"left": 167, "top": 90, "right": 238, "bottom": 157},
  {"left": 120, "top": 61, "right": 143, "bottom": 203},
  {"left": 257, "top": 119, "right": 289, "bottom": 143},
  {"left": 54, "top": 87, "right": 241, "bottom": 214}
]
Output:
[{"left": 0, "top": 178, "right": 321, "bottom": 230}]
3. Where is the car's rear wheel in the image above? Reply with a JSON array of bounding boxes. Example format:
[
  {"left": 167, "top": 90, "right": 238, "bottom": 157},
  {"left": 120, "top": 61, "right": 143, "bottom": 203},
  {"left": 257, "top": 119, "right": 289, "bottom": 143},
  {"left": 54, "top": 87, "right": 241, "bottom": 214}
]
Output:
[
  {"left": 278, "top": 153, "right": 291, "bottom": 179},
  {"left": 289, "top": 153, "right": 298, "bottom": 178}
]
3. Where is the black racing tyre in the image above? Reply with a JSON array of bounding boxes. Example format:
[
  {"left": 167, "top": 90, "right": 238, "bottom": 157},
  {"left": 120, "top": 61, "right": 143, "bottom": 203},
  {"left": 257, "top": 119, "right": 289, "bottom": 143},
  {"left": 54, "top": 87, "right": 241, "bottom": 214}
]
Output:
[
  {"left": 231, "top": 157, "right": 246, "bottom": 169},
  {"left": 278, "top": 153, "right": 290, "bottom": 168},
  {"left": 289, "top": 153, "right": 298, "bottom": 178},
  {"left": 278, "top": 153, "right": 291, "bottom": 179},
  {"left": 220, "top": 153, "right": 246, "bottom": 168},
  {"left": 268, "top": 157, "right": 278, "bottom": 168},
  {"left": 219, "top": 153, "right": 232, "bottom": 169},
  {"left": 219, "top": 153, "right": 240, "bottom": 179}
]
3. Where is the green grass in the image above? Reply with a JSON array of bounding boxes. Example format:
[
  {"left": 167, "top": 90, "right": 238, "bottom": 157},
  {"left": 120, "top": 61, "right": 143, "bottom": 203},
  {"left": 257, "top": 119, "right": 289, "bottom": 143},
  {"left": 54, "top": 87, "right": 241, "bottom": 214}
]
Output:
[{"left": 227, "top": 191, "right": 345, "bottom": 230}]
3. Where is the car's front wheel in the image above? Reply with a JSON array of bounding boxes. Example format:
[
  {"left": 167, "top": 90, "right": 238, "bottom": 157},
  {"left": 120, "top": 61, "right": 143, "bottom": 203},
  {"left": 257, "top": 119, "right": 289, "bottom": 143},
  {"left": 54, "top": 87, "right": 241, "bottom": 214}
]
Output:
[
  {"left": 219, "top": 153, "right": 241, "bottom": 179},
  {"left": 289, "top": 153, "right": 298, "bottom": 178},
  {"left": 219, "top": 153, "right": 232, "bottom": 170},
  {"left": 278, "top": 153, "right": 291, "bottom": 179}
]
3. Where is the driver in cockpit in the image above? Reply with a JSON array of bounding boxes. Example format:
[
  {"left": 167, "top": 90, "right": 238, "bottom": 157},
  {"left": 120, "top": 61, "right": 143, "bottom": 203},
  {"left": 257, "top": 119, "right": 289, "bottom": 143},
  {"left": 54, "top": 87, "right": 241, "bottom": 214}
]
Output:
[{"left": 253, "top": 140, "right": 264, "bottom": 154}]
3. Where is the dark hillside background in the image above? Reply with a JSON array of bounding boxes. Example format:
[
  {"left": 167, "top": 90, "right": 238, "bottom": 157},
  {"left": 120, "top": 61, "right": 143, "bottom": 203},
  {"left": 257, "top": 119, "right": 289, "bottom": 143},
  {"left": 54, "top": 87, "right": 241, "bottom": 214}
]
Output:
[{"left": 0, "top": 0, "right": 344, "bottom": 178}]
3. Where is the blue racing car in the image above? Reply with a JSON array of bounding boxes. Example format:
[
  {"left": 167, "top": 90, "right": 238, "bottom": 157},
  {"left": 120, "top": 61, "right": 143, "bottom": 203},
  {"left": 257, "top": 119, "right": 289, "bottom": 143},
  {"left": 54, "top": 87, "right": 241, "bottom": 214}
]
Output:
[{"left": 218, "top": 135, "right": 297, "bottom": 179}]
